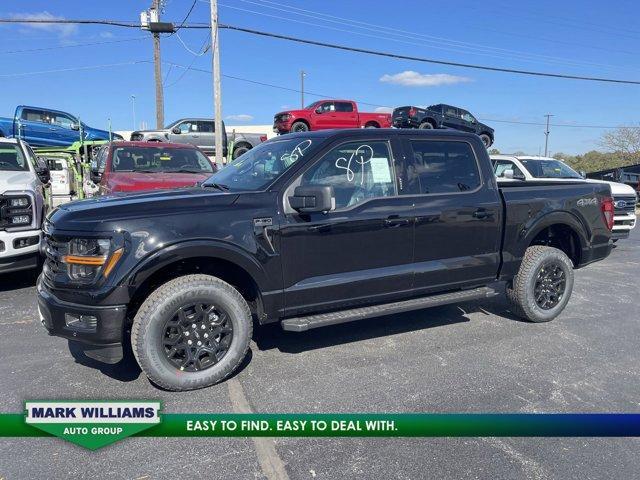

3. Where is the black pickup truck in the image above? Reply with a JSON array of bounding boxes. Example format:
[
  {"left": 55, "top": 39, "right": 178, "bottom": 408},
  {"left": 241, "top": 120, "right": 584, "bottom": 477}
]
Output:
[
  {"left": 393, "top": 104, "right": 495, "bottom": 147},
  {"left": 37, "top": 129, "right": 613, "bottom": 391}
]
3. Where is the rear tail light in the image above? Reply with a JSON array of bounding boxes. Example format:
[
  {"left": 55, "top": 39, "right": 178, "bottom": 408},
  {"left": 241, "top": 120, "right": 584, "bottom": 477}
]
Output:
[
  {"left": 601, "top": 196, "right": 614, "bottom": 231},
  {"left": 408, "top": 107, "right": 417, "bottom": 117},
  {"left": 259, "top": 135, "right": 267, "bottom": 142}
]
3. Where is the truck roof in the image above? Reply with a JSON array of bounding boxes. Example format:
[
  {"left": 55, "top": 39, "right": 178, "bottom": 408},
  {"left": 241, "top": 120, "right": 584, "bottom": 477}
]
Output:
[
  {"left": 280, "top": 128, "right": 483, "bottom": 141},
  {"left": 108, "top": 141, "right": 203, "bottom": 149}
]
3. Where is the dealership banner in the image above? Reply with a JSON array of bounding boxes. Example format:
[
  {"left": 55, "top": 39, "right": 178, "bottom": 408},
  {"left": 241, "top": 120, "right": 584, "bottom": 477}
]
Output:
[{"left": 2, "top": 405, "right": 640, "bottom": 450}]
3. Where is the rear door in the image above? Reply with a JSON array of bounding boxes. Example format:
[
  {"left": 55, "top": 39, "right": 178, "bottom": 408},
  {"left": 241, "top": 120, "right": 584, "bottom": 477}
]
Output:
[
  {"left": 196, "top": 120, "right": 216, "bottom": 152},
  {"left": 442, "top": 106, "right": 463, "bottom": 131},
  {"left": 19, "top": 108, "right": 58, "bottom": 146},
  {"left": 334, "top": 102, "right": 359, "bottom": 128},
  {"left": 279, "top": 134, "right": 415, "bottom": 315},
  {"left": 400, "top": 135, "right": 502, "bottom": 293}
]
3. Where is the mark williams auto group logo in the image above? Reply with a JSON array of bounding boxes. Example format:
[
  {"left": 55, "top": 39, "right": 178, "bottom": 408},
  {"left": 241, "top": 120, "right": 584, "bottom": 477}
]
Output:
[{"left": 25, "top": 401, "right": 161, "bottom": 450}]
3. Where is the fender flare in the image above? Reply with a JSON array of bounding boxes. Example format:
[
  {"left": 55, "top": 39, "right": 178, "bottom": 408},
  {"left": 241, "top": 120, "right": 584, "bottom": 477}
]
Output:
[
  {"left": 125, "top": 239, "right": 269, "bottom": 292},
  {"left": 519, "top": 210, "right": 590, "bottom": 258}
]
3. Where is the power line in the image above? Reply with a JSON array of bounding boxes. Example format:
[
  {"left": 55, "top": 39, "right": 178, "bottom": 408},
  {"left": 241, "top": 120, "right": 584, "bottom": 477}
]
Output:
[
  {"left": 0, "top": 36, "right": 146, "bottom": 55},
  {"left": 173, "top": 0, "right": 198, "bottom": 33},
  {"left": 0, "top": 18, "right": 139, "bottom": 28},
  {"left": 2, "top": 17, "right": 640, "bottom": 84}
]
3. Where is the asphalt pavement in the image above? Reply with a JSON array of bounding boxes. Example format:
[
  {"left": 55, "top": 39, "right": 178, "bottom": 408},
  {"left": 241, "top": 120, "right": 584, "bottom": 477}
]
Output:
[{"left": 0, "top": 229, "right": 639, "bottom": 479}]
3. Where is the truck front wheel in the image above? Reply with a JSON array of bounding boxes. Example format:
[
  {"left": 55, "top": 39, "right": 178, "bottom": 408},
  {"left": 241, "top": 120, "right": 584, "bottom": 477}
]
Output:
[
  {"left": 291, "top": 121, "right": 309, "bottom": 132},
  {"left": 131, "top": 274, "right": 252, "bottom": 391},
  {"left": 506, "top": 246, "right": 574, "bottom": 323},
  {"left": 418, "top": 122, "right": 433, "bottom": 129},
  {"left": 479, "top": 133, "right": 492, "bottom": 147}
]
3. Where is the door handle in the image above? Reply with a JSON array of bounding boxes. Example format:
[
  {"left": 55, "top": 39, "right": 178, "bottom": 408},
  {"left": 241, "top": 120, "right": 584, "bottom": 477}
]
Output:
[
  {"left": 384, "top": 216, "right": 411, "bottom": 228},
  {"left": 472, "top": 209, "right": 494, "bottom": 219}
]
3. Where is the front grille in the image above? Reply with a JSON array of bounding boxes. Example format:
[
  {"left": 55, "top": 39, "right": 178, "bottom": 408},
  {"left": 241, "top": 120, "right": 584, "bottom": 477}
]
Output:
[
  {"left": 0, "top": 240, "right": 4, "bottom": 252},
  {"left": 613, "top": 195, "right": 637, "bottom": 214},
  {"left": 0, "top": 197, "right": 7, "bottom": 229},
  {"left": 42, "top": 235, "right": 68, "bottom": 283}
]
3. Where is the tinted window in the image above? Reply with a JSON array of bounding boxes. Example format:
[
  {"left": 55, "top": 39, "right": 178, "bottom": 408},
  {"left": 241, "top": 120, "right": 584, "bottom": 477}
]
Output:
[
  {"left": 178, "top": 121, "right": 196, "bottom": 133},
  {"left": 519, "top": 159, "right": 581, "bottom": 179},
  {"left": 317, "top": 102, "right": 334, "bottom": 113},
  {"left": 335, "top": 102, "right": 354, "bottom": 112},
  {"left": 22, "top": 109, "right": 46, "bottom": 122},
  {"left": 53, "top": 113, "right": 75, "bottom": 128},
  {"left": 0, "top": 144, "right": 29, "bottom": 171},
  {"left": 444, "top": 107, "right": 458, "bottom": 117},
  {"left": 494, "top": 160, "right": 524, "bottom": 178},
  {"left": 460, "top": 111, "right": 476, "bottom": 123},
  {"left": 111, "top": 146, "right": 214, "bottom": 173},
  {"left": 428, "top": 105, "right": 443, "bottom": 113},
  {"left": 197, "top": 121, "right": 214, "bottom": 133},
  {"left": 300, "top": 141, "right": 396, "bottom": 209},
  {"left": 406, "top": 140, "right": 480, "bottom": 194}
]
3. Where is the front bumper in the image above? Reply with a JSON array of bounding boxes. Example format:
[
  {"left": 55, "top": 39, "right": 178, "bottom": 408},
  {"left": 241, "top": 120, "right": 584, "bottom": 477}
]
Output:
[
  {"left": 0, "top": 229, "right": 42, "bottom": 273},
  {"left": 273, "top": 121, "right": 292, "bottom": 134},
  {"left": 37, "top": 275, "right": 126, "bottom": 363}
]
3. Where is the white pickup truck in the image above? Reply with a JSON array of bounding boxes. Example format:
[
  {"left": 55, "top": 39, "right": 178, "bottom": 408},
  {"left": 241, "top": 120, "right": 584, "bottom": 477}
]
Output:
[
  {"left": 492, "top": 155, "right": 637, "bottom": 241},
  {"left": 0, "top": 138, "right": 50, "bottom": 273}
]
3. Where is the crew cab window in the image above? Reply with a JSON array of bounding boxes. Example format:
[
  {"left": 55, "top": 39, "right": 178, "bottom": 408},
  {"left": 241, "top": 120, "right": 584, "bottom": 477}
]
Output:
[
  {"left": 494, "top": 160, "right": 524, "bottom": 178},
  {"left": 428, "top": 105, "right": 443, "bottom": 113},
  {"left": 0, "top": 144, "right": 29, "bottom": 171},
  {"left": 197, "top": 121, "right": 214, "bottom": 132},
  {"left": 178, "top": 122, "right": 196, "bottom": 133},
  {"left": 406, "top": 140, "right": 480, "bottom": 194},
  {"left": 300, "top": 141, "right": 396, "bottom": 209},
  {"left": 335, "top": 102, "right": 354, "bottom": 113},
  {"left": 460, "top": 111, "right": 476, "bottom": 123},
  {"left": 317, "top": 102, "right": 335, "bottom": 113},
  {"left": 21, "top": 109, "right": 46, "bottom": 122},
  {"left": 53, "top": 113, "right": 76, "bottom": 128},
  {"left": 444, "top": 107, "right": 458, "bottom": 117}
]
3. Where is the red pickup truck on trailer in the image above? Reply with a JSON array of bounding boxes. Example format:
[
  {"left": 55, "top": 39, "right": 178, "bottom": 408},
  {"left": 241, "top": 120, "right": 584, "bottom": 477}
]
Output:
[{"left": 273, "top": 100, "right": 392, "bottom": 134}]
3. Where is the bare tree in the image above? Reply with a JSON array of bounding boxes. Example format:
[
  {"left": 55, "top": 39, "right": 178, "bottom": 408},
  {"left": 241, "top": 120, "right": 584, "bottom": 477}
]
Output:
[{"left": 600, "top": 126, "right": 640, "bottom": 165}]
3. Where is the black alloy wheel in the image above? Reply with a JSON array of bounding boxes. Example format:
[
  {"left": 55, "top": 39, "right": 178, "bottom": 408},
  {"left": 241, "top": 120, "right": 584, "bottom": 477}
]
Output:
[
  {"left": 533, "top": 262, "right": 566, "bottom": 310},
  {"left": 162, "top": 303, "right": 233, "bottom": 372}
]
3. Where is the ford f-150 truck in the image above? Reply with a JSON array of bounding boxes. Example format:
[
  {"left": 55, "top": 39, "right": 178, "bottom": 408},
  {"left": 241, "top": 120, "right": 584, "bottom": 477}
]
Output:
[
  {"left": 130, "top": 118, "right": 228, "bottom": 157},
  {"left": 0, "top": 106, "right": 121, "bottom": 147},
  {"left": 273, "top": 100, "right": 392, "bottom": 134},
  {"left": 492, "top": 155, "right": 637, "bottom": 241},
  {"left": 393, "top": 104, "right": 495, "bottom": 147},
  {"left": 38, "top": 129, "right": 613, "bottom": 391},
  {"left": 1, "top": 138, "right": 50, "bottom": 273},
  {"left": 88, "top": 141, "right": 217, "bottom": 195}
]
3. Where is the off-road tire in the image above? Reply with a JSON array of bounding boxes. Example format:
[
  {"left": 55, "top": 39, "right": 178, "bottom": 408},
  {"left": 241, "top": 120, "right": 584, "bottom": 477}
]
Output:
[
  {"left": 418, "top": 122, "right": 433, "bottom": 129},
  {"left": 479, "top": 133, "right": 492, "bottom": 148},
  {"left": 131, "top": 274, "right": 252, "bottom": 391},
  {"left": 232, "top": 144, "right": 251, "bottom": 160},
  {"left": 506, "top": 246, "right": 574, "bottom": 323},
  {"left": 291, "top": 121, "right": 309, "bottom": 132}
]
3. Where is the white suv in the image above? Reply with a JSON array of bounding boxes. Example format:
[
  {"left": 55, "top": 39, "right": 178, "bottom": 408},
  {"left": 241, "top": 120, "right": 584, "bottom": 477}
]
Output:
[
  {"left": 0, "top": 138, "right": 50, "bottom": 273},
  {"left": 491, "top": 155, "right": 637, "bottom": 241}
]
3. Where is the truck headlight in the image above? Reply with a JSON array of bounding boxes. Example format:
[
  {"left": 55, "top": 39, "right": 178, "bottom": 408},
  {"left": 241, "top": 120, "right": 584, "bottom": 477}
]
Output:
[
  {"left": 9, "top": 197, "right": 30, "bottom": 208},
  {"left": 62, "top": 238, "right": 123, "bottom": 282},
  {"left": 3, "top": 195, "right": 32, "bottom": 227}
]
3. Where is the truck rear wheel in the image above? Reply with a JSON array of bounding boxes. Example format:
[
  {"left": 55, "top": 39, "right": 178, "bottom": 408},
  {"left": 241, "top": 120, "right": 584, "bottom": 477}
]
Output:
[
  {"left": 506, "top": 246, "right": 574, "bottom": 323},
  {"left": 131, "top": 274, "right": 252, "bottom": 391},
  {"left": 418, "top": 122, "right": 433, "bottom": 129},
  {"left": 479, "top": 133, "right": 492, "bottom": 147},
  {"left": 291, "top": 121, "right": 309, "bottom": 132}
]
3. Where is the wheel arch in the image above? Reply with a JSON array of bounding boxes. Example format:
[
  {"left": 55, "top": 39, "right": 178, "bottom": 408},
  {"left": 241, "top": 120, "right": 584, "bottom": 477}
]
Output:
[
  {"left": 364, "top": 121, "right": 380, "bottom": 128},
  {"left": 522, "top": 212, "right": 590, "bottom": 267},
  {"left": 125, "top": 241, "right": 269, "bottom": 323}
]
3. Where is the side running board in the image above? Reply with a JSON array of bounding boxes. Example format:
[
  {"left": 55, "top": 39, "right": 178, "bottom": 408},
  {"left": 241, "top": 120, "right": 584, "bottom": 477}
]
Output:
[{"left": 281, "top": 286, "right": 499, "bottom": 332}]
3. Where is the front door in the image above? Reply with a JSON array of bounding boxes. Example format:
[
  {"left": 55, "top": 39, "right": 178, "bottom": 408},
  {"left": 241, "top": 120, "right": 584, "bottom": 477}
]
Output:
[
  {"left": 168, "top": 120, "right": 199, "bottom": 146},
  {"left": 279, "top": 136, "right": 415, "bottom": 316},
  {"left": 312, "top": 102, "right": 335, "bottom": 130},
  {"left": 400, "top": 137, "right": 502, "bottom": 293}
]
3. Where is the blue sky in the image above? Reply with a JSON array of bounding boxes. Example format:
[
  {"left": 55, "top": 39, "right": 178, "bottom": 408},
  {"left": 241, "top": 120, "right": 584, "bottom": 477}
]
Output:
[{"left": 1, "top": 0, "right": 638, "bottom": 154}]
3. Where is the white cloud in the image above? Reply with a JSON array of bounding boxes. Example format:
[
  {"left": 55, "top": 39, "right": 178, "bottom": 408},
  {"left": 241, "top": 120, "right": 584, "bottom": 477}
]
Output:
[
  {"left": 226, "top": 114, "right": 254, "bottom": 122},
  {"left": 9, "top": 11, "right": 78, "bottom": 37},
  {"left": 380, "top": 71, "right": 472, "bottom": 87},
  {"left": 374, "top": 107, "right": 393, "bottom": 113}
]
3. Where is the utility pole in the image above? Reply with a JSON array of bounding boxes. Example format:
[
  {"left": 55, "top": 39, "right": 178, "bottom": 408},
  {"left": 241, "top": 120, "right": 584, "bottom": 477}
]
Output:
[
  {"left": 131, "top": 94, "right": 136, "bottom": 130},
  {"left": 544, "top": 114, "right": 553, "bottom": 157},
  {"left": 152, "top": 0, "right": 164, "bottom": 129},
  {"left": 300, "top": 70, "right": 306, "bottom": 108},
  {"left": 210, "top": 0, "right": 223, "bottom": 165}
]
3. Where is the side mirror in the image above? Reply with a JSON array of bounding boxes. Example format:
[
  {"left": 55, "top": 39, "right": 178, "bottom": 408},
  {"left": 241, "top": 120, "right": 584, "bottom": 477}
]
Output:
[
  {"left": 90, "top": 169, "right": 103, "bottom": 184},
  {"left": 579, "top": 170, "right": 587, "bottom": 179},
  {"left": 502, "top": 169, "right": 514, "bottom": 179},
  {"left": 70, "top": 123, "right": 80, "bottom": 131},
  {"left": 314, "top": 107, "right": 322, "bottom": 114},
  {"left": 289, "top": 185, "right": 334, "bottom": 213},
  {"left": 35, "top": 159, "right": 50, "bottom": 184},
  {"left": 172, "top": 127, "right": 181, "bottom": 134}
]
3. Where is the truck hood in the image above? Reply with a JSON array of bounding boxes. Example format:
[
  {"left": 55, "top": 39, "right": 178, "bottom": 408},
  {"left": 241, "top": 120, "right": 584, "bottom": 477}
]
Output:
[
  {"left": 275, "top": 109, "right": 309, "bottom": 118},
  {"left": 106, "top": 171, "right": 212, "bottom": 192},
  {"left": 0, "top": 170, "right": 36, "bottom": 193},
  {"left": 47, "top": 187, "right": 239, "bottom": 232}
]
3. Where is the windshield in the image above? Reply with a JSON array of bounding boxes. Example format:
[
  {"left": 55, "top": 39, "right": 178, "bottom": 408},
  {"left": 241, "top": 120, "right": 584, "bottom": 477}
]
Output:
[
  {"left": 0, "top": 144, "right": 29, "bottom": 172},
  {"left": 202, "top": 137, "right": 317, "bottom": 191},
  {"left": 111, "top": 146, "right": 214, "bottom": 173},
  {"left": 304, "top": 101, "right": 320, "bottom": 110},
  {"left": 520, "top": 159, "right": 582, "bottom": 179}
]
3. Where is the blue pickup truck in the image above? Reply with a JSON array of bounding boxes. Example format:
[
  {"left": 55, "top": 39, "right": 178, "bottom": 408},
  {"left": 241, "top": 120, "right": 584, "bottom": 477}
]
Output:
[{"left": 0, "top": 106, "right": 121, "bottom": 147}]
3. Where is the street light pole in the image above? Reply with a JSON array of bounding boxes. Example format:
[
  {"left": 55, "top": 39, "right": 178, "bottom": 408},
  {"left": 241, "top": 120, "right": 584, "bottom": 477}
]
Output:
[
  {"left": 544, "top": 114, "right": 554, "bottom": 157},
  {"left": 300, "top": 70, "right": 306, "bottom": 108},
  {"left": 210, "top": 0, "right": 224, "bottom": 165},
  {"left": 131, "top": 95, "right": 136, "bottom": 131}
]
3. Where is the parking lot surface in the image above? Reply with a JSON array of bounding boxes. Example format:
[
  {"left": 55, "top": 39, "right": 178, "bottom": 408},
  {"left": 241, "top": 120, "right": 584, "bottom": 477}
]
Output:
[{"left": 0, "top": 229, "right": 639, "bottom": 479}]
